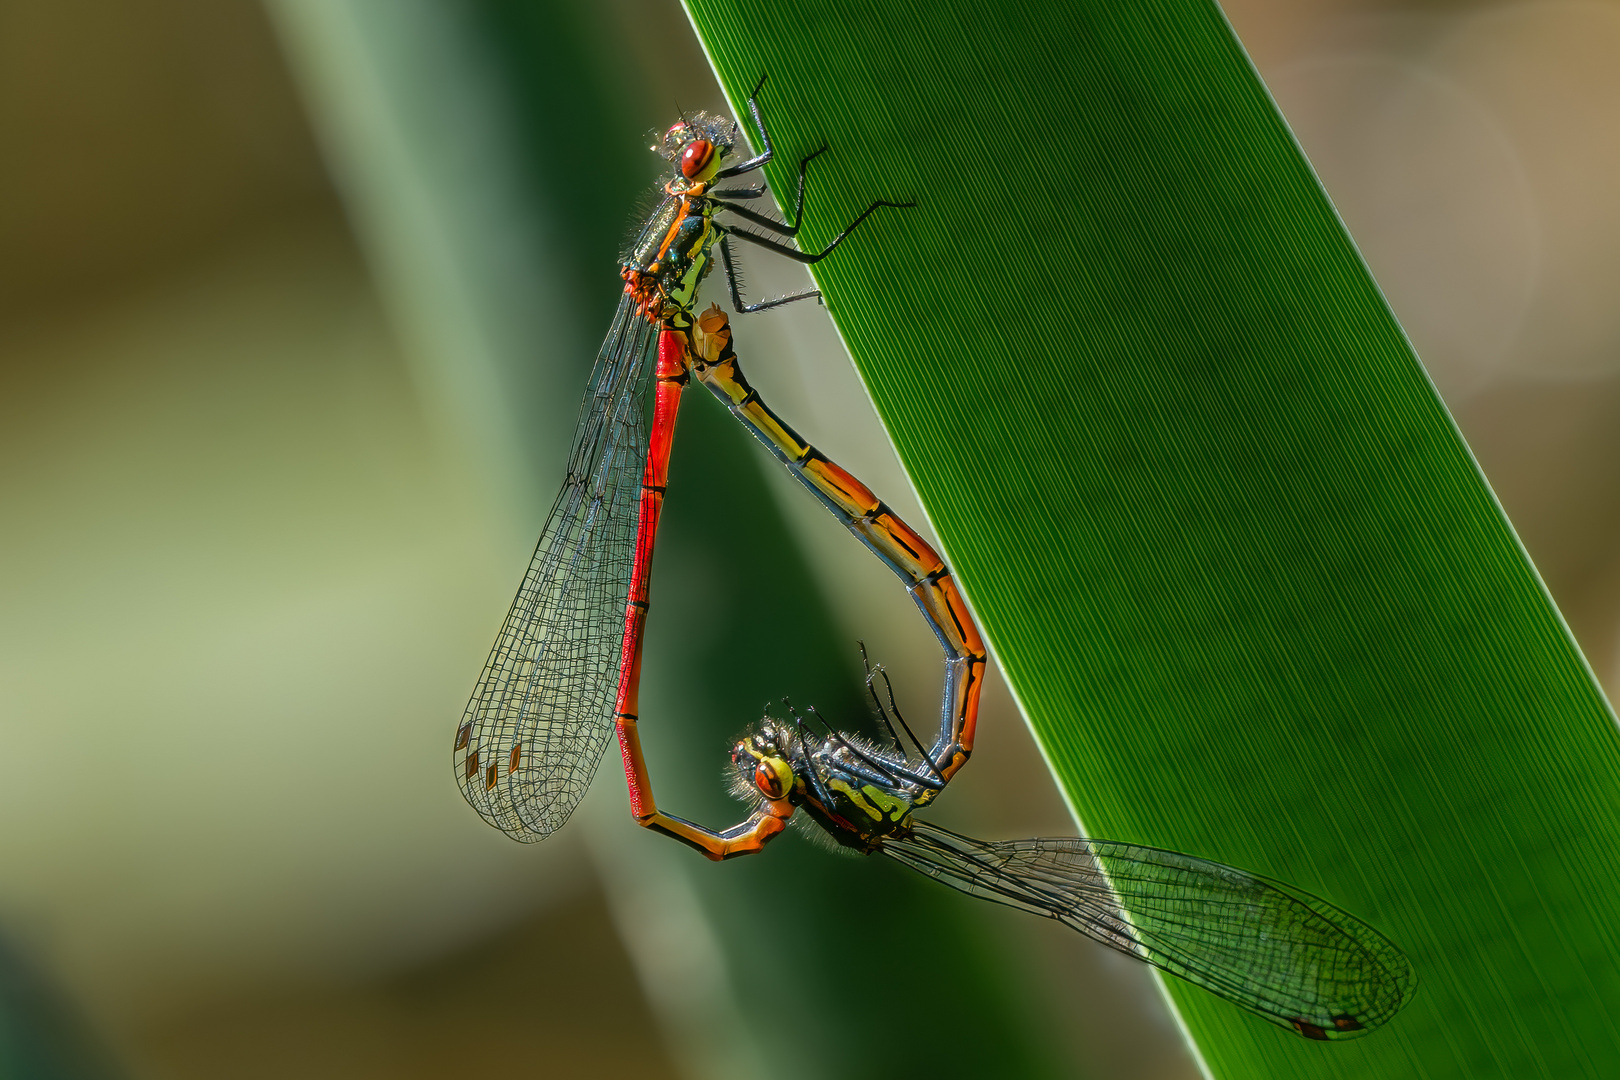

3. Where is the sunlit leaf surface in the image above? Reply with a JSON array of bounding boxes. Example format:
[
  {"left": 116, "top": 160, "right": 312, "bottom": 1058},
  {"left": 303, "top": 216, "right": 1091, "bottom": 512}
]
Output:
[{"left": 687, "top": 1, "right": 1620, "bottom": 1076}]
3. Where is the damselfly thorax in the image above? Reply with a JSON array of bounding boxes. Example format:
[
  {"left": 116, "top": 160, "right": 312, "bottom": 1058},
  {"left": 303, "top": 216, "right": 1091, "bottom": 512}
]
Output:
[
  {"left": 732, "top": 719, "right": 934, "bottom": 856},
  {"left": 621, "top": 112, "right": 735, "bottom": 321}
]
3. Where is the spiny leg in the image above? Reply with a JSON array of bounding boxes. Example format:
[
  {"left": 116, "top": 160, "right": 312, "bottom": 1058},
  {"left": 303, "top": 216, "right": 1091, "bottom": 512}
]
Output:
[
  {"left": 861, "top": 643, "right": 944, "bottom": 786},
  {"left": 780, "top": 700, "right": 837, "bottom": 806},
  {"left": 712, "top": 146, "right": 828, "bottom": 238},
  {"left": 859, "top": 642, "right": 909, "bottom": 757},
  {"left": 816, "top": 699, "right": 943, "bottom": 792},
  {"left": 716, "top": 73, "right": 775, "bottom": 179},
  {"left": 728, "top": 198, "right": 913, "bottom": 265},
  {"left": 802, "top": 704, "right": 907, "bottom": 788},
  {"left": 722, "top": 236, "right": 822, "bottom": 315}
]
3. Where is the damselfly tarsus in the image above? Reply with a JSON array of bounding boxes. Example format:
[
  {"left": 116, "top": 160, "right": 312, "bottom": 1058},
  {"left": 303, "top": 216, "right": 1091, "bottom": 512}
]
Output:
[{"left": 453, "top": 81, "right": 1414, "bottom": 1040}]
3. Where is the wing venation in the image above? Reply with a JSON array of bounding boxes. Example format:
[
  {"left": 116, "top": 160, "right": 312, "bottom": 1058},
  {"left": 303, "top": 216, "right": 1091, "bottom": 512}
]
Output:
[
  {"left": 454, "top": 298, "right": 658, "bottom": 842},
  {"left": 884, "top": 821, "right": 1415, "bottom": 1037}
]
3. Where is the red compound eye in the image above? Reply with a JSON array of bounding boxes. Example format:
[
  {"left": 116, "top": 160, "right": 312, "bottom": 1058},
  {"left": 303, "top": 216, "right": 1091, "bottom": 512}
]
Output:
[
  {"left": 681, "top": 139, "right": 715, "bottom": 179},
  {"left": 754, "top": 759, "right": 788, "bottom": 800}
]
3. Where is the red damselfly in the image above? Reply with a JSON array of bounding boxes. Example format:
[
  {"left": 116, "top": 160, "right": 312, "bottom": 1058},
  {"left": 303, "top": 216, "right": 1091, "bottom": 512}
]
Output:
[{"left": 453, "top": 76, "right": 912, "bottom": 843}]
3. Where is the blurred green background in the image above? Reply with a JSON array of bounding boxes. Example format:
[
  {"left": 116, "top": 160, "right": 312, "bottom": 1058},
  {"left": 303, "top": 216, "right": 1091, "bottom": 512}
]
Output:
[{"left": 2, "top": 1, "right": 1618, "bottom": 1077}]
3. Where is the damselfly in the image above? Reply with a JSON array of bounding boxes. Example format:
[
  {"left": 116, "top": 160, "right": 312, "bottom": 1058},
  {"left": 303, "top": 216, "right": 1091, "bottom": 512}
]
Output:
[
  {"left": 453, "top": 77, "right": 913, "bottom": 844},
  {"left": 453, "top": 84, "right": 1414, "bottom": 1040}
]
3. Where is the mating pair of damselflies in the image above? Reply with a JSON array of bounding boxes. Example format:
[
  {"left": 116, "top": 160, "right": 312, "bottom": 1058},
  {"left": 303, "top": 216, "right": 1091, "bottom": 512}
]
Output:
[{"left": 451, "top": 76, "right": 1415, "bottom": 1041}]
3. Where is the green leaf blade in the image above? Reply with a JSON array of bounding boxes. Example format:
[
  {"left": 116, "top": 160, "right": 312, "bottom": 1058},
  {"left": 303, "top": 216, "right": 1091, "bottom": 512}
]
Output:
[{"left": 688, "top": 0, "right": 1620, "bottom": 1076}]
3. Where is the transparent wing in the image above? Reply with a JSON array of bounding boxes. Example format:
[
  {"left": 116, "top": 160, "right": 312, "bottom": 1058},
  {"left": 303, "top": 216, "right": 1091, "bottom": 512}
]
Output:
[
  {"left": 454, "top": 297, "right": 658, "bottom": 842},
  {"left": 884, "top": 821, "right": 1416, "bottom": 1039}
]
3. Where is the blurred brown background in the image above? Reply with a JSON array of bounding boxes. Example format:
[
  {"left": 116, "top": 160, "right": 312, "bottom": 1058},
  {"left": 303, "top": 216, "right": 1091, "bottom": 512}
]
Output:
[{"left": 1, "top": 0, "right": 1615, "bottom": 1077}]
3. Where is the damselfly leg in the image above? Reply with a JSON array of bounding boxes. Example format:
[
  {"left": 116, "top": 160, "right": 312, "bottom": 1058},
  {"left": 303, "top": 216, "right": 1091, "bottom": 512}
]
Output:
[
  {"left": 725, "top": 199, "right": 915, "bottom": 265},
  {"left": 717, "top": 191, "right": 914, "bottom": 311},
  {"left": 711, "top": 77, "right": 912, "bottom": 311},
  {"left": 712, "top": 145, "right": 827, "bottom": 237},
  {"left": 860, "top": 643, "right": 945, "bottom": 789},
  {"left": 720, "top": 239, "right": 817, "bottom": 314},
  {"left": 714, "top": 74, "right": 777, "bottom": 179}
]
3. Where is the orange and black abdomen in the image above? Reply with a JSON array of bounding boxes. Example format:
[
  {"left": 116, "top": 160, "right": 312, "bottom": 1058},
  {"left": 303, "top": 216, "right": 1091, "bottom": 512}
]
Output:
[{"left": 686, "top": 305, "right": 984, "bottom": 783}]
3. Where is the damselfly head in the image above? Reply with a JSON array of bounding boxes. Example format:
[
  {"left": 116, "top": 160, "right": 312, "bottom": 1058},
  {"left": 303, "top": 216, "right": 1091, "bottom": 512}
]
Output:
[
  {"left": 653, "top": 111, "right": 739, "bottom": 179},
  {"left": 728, "top": 721, "right": 805, "bottom": 804}
]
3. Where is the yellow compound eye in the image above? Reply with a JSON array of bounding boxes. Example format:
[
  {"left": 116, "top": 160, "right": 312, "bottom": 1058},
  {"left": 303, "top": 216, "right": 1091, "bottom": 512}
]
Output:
[{"left": 753, "top": 756, "right": 794, "bottom": 801}]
